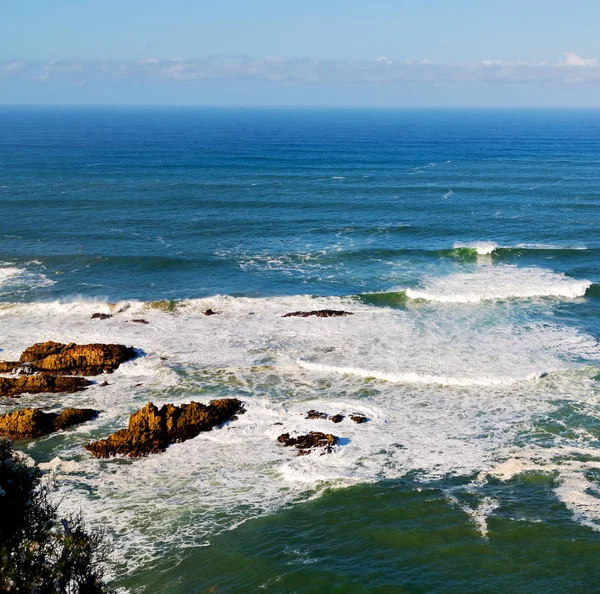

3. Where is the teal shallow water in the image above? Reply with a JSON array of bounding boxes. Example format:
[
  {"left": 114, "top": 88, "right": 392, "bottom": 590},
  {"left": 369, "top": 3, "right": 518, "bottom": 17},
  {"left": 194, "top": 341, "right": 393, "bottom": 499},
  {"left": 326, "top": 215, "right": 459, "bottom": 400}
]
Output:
[{"left": 1, "top": 108, "right": 600, "bottom": 592}]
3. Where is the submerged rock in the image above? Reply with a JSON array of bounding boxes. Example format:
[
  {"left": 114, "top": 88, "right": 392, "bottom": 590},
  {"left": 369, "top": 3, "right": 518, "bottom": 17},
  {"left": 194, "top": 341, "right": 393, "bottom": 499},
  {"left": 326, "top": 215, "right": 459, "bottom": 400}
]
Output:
[
  {"left": 203, "top": 309, "right": 219, "bottom": 316},
  {"left": 86, "top": 398, "right": 245, "bottom": 458},
  {"left": 330, "top": 414, "right": 345, "bottom": 423},
  {"left": 277, "top": 431, "right": 338, "bottom": 455},
  {"left": 0, "top": 407, "right": 98, "bottom": 439},
  {"left": 91, "top": 313, "right": 112, "bottom": 320},
  {"left": 15, "top": 341, "right": 138, "bottom": 375},
  {"left": 131, "top": 319, "right": 149, "bottom": 324},
  {"left": 283, "top": 310, "right": 353, "bottom": 318},
  {"left": 0, "top": 375, "right": 91, "bottom": 398},
  {"left": 350, "top": 413, "right": 368, "bottom": 424}
]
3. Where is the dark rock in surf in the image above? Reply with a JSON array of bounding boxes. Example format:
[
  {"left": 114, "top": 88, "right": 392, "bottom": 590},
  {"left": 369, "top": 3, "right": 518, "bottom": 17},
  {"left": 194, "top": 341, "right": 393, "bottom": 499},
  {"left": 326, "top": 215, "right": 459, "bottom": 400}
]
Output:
[
  {"left": 131, "top": 319, "right": 149, "bottom": 324},
  {"left": 0, "top": 407, "right": 98, "bottom": 440},
  {"left": 277, "top": 431, "right": 338, "bottom": 455},
  {"left": 204, "top": 309, "right": 219, "bottom": 316},
  {"left": 306, "top": 410, "right": 329, "bottom": 420},
  {"left": 282, "top": 310, "right": 353, "bottom": 318},
  {"left": 305, "top": 410, "right": 345, "bottom": 423},
  {"left": 85, "top": 398, "right": 245, "bottom": 458},
  {"left": 91, "top": 313, "right": 112, "bottom": 320},
  {"left": 350, "top": 414, "right": 368, "bottom": 424}
]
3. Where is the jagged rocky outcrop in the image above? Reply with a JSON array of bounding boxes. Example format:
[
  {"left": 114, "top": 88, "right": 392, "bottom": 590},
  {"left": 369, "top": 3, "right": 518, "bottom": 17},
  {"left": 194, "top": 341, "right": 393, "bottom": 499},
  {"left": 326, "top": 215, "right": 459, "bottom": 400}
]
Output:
[
  {"left": 305, "top": 410, "right": 344, "bottom": 423},
  {"left": 0, "top": 375, "right": 91, "bottom": 398},
  {"left": 0, "top": 341, "right": 138, "bottom": 376},
  {"left": 0, "top": 407, "right": 98, "bottom": 439},
  {"left": 86, "top": 398, "right": 245, "bottom": 458},
  {"left": 277, "top": 431, "right": 338, "bottom": 455},
  {"left": 283, "top": 310, "right": 353, "bottom": 318}
]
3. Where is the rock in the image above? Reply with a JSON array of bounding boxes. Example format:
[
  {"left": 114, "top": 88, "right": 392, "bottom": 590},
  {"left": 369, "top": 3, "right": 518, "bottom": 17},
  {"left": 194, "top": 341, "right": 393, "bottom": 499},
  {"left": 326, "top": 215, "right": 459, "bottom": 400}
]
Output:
[
  {"left": 277, "top": 431, "right": 338, "bottom": 455},
  {"left": 131, "top": 319, "right": 149, "bottom": 324},
  {"left": 350, "top": 414, "right": 368, "bottom": 424},
  {"left": 0, "top": 362, "right": 18, "bottom": 373},
  {"left": 91, "top": 313, "right": 112, "bottom": 320},
  {"left": 306, "top": 409, "right": 328, "bottom": 420},
  {"left": 0, "top": 407, "right": 98, "bottom": 440},
  {"left": 282, "top": 310, "right": 353, "bottom": 318},
  {"left": 305, "top": 410, "right": 345, "bottom": 423},
  {"left": 99, "top": 381, "right": 109, "bottom": 387},
  {"left": 16, "top": 341, "right": 138, "bottom": 375},
  {"left": 0, "top": 375, "right": 91, "bottom": 398},
  {"left": 204, "top": 309, "right": 218, "bottom": 316},
  {"left": 86, "top": 398, "right": 245, "bottom": 458}
]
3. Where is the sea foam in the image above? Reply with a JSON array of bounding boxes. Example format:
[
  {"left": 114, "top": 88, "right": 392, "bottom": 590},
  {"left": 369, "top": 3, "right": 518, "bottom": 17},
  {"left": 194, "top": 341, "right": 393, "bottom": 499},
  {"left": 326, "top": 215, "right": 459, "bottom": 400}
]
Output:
[{"left": 406, "top": 264, "right": 591, "bottom": 303}]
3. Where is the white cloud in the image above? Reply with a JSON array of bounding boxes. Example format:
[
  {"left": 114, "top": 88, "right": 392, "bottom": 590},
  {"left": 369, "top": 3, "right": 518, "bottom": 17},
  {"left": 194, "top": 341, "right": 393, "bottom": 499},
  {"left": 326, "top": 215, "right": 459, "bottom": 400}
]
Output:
[
  {"left": 2, "top": 54, "right": 600, "bottom": 87},
  {"left": 562, "top": 52, "right": 598, "bottom": 66}
]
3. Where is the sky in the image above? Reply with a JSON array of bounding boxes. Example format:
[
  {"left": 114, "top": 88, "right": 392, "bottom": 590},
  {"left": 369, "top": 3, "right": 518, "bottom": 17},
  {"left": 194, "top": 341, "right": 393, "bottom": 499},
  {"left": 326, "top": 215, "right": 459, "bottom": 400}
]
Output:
[{"left": 1, "top": 0, "right": 600, "bottom": 106}]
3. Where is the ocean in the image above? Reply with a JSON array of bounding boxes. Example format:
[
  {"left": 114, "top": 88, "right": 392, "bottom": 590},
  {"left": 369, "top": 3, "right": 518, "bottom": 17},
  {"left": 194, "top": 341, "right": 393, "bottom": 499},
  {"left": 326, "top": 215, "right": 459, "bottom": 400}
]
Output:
[{"left": 1, "top": 106, "right": 600, "bottom": 592}]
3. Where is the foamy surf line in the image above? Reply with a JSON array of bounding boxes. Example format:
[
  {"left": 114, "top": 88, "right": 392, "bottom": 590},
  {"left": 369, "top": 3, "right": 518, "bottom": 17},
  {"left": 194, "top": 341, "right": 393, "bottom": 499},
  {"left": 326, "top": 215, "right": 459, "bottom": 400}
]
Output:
[
  {"left": 405, "top": 264, "right": 591, "bottom": 304},
  {"left": 297, "top": 359, "right": 545, "bottom": 387}
]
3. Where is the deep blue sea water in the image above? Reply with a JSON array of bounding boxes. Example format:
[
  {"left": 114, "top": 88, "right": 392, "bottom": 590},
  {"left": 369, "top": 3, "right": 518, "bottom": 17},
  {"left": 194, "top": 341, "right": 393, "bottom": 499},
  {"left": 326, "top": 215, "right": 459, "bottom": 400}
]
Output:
[{"left": 2, "top": 108, "right": 600, "bottom": 593}]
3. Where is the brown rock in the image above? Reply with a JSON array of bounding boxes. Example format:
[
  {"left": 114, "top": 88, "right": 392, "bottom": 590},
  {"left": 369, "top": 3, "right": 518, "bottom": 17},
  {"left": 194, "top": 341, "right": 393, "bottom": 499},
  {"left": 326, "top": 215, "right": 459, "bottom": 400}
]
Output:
[
  {"left": 0, "top": 375, "right": 91, "bottom": 398},
  {"left": 330, "top": 414, "right": 345, "bottom": 423},
  {"left": 306, "top": 409, "right": 328, "bottom": 420},
  {"left": 86, "top": 398, "right": 245, "bottom": 458},
  {"left": 282, "top": 310, "right": 353, "bottom": 318},
  {"left": 204, "top": 309, "right": 219, "bottom": 316},
  {"left": 91, "top": 313, "right": 112, "bottom": 320},
  {"left": 0, "top": 407, "right": 98, "bottom": 440},
  {"left": 350, "top": 414, "right": 368, "bottom": 424},
  {"left": 131, "top": 319, "right": 149, "bottom": 324},
  {"left": 0, "top": 362, "right": 18, "bottom": 373},
  {"left": 17, "top": 341, "right": 137, "bottom": 375},
  {"left": 277, "top": 431, "right": 338, "bottom": 455}
]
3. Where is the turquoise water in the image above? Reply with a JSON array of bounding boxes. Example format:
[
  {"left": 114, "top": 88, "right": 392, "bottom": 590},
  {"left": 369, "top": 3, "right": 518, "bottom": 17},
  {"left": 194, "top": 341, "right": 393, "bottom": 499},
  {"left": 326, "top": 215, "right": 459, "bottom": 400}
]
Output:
[{"left": 1, "top": 107, "right": 600, "bottom": 592}]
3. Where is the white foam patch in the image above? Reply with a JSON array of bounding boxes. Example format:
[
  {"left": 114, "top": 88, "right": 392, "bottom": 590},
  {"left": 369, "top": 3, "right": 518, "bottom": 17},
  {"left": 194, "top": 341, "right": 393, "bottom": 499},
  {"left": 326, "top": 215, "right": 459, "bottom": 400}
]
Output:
[
  {"left": 406, "top": 264, "right": 591, "bottom": 303},
  {"left": 0, "top": 293, "right": 598, "bottom": 574},
  {"left": 297, "top": 360, "right": 542, "bottom": 387},
  {"left": 0, "top": 264, "right": 55, "bottom": 296}
]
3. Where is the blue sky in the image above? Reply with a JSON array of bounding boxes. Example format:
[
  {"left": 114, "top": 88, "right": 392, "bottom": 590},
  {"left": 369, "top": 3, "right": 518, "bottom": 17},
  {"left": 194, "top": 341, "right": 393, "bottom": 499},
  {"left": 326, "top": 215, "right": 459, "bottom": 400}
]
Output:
[{"left": 2, "top": 0, "right": 600, "bottom": 105}]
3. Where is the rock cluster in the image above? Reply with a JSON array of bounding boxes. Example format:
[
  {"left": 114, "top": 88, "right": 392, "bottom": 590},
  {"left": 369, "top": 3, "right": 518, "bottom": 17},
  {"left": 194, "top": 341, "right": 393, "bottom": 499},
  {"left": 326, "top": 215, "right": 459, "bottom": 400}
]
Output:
[
  {"left": 86, "top": 398, "right": 245, "bottom": 458},
  {"left": 0, "top": 407, "right": 98, "bottom": 440},
  {"left": 0, "top": 342, "right": 137, "bottom": 377},
  {"left": 277, "top": 431, "right": 338, "bottom": 455},
  {"left": 282, "top": 310, "right": 353, "bottom": 318},
  {"left": 91, "top": 313, "right": 112, "bottom": 320},
  {"left": 305, "top": 409, "right": 344, "bottom": 423},
  {"left": 0, "top": 375, "right": 91, "bottom": 398},
  {"left": 305, "top": 410, "right": 368, "bottom": 424}
]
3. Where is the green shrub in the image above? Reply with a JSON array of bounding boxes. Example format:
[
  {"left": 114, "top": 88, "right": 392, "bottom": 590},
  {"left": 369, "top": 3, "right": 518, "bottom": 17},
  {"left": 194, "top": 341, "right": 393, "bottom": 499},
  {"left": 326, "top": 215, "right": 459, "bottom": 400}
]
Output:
[{"left": 0, "top": 439, "right": 113, "bottom": 593}]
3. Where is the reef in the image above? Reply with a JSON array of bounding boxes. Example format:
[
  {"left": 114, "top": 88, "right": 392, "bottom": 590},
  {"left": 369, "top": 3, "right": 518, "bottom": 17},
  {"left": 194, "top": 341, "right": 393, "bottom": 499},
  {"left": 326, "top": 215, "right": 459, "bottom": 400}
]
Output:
[
  {"left": 86, "top": 398, "right": 245, "bottom": 458},
  {"left": 0, "top": 407, "right": 98, "bottom": 439},
  {"left": 277, "top": 431, "right": 338, "bottom": 455},
  {"left": 282, "top": 310, "right": 353, "bottom": 318}
]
